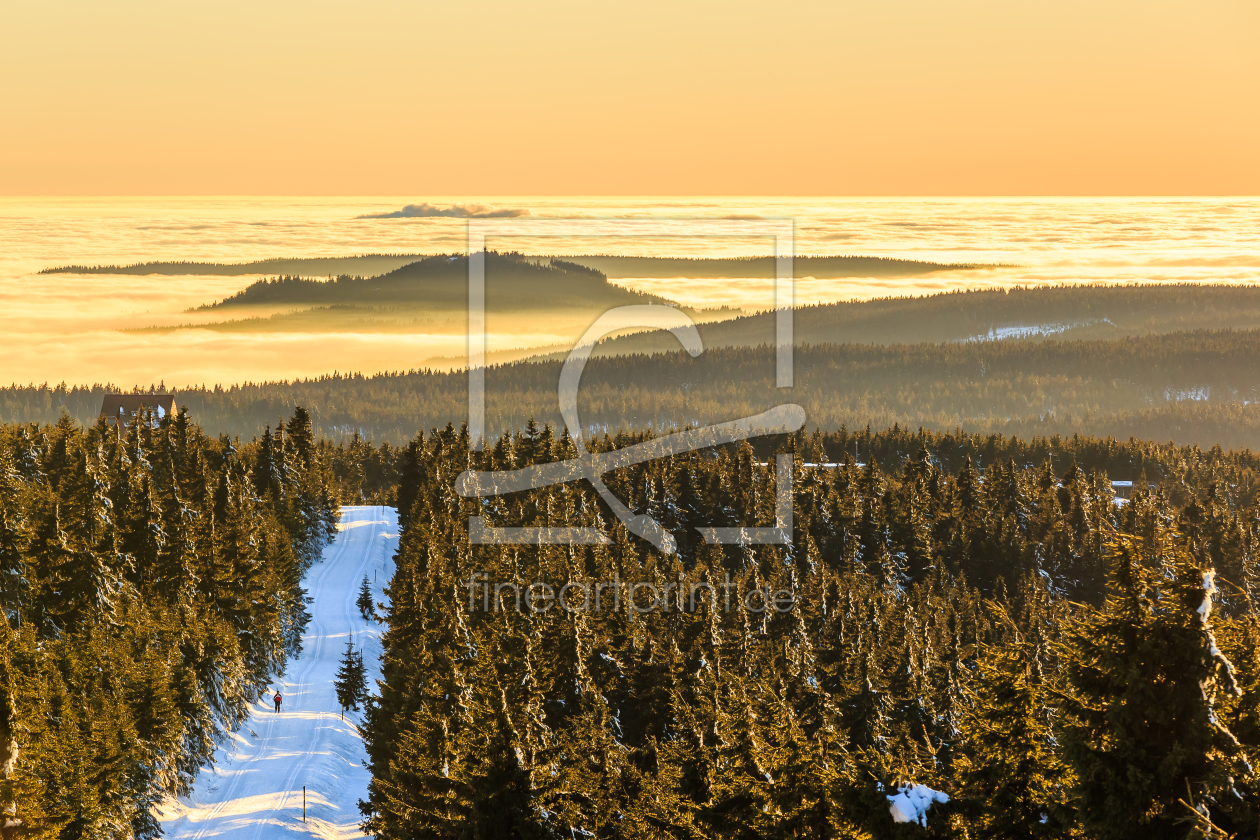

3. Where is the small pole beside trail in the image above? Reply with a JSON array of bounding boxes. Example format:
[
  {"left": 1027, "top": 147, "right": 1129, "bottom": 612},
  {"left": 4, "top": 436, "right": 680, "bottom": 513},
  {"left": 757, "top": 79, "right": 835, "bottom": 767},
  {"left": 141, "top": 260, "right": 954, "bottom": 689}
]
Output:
[{"left": 303, "top": 785, "right": 306, "bottom": 822}]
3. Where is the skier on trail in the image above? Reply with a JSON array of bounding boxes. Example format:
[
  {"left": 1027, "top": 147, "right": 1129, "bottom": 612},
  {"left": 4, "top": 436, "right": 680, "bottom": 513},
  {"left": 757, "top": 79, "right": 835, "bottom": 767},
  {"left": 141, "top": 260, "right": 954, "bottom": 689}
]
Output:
[{"left": 273, "top": 691, "right": 282, "bottom": 713}]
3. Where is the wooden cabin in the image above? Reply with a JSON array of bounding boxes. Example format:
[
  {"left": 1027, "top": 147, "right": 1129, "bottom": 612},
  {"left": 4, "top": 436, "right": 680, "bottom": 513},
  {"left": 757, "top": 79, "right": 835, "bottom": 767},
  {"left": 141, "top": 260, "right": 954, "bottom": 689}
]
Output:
[
  {"left": 1111, "top": 480, "right": 1160, "bottom": 501},
  {"left": 100, "top": 394, "right": 177, "bottom": 428}
]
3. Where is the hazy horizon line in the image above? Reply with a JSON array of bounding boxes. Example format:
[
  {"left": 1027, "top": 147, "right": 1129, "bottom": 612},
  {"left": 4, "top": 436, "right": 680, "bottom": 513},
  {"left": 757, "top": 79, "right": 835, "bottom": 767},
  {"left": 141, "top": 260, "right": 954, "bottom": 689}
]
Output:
[{"left": 4, "top": 194, "right": 1260, "bottom": 200}]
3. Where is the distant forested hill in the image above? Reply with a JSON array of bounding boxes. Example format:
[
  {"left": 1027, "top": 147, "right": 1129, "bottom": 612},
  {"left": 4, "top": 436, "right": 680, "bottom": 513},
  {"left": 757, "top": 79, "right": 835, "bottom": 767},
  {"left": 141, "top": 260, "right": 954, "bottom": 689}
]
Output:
[
  {"left": 574, "top": 282, "right": 1260, "bottom": 353},
  {"left": 124, "top": 253, "right": 694, "bottom": 339},
  {"left": 197, "top": 253, "right": 673, "bottom": 311},
  {"left": 8, "top": 327, "right": 1260, "bottom": 450},
  {"left": 39, "top": 254, "right": 428, "bottom": 277},
  {"left": 41, "top": 252, "right": 980, "bottom": 280},
  {"left": 140, "top": 276, "right": 1260, "bottom": 350}
]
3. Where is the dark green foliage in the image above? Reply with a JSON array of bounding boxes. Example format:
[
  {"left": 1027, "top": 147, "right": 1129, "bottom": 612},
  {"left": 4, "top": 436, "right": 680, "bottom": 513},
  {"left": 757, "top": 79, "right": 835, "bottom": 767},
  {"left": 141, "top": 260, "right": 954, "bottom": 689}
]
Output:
[
  {"left": 37, "top": 253, "right": 429, "bottom": 277},
  {"left": 1, "top": 617, "right": 63, "bottom": 838},
  {"left": 362, "top": 423, "right": 1260, "bottom": 839},
  {"left": 199, "top": 252, "right": 674, "bottom": 311},
  {"left": 956, "top": 631, "right": 1075, "bottom": 839},
  {"left": 602, "top": 281, "right": 1260, "bottom": 350},
  {"left": 10, "top": 321, "right": 1260, "bottom": 451},
  {"left": 358, "top": 575, "right": 376, "bottom": 622},
  {"left": 334, "top": 641, "right": 368, "bottom": 717},
  {"left": 1062, "top": 535, "right": 1253, "bottom": 839},
  {"left": 0, "top": 406, "right": 338, "bottom": 834},
  {"left": 39, "top": 252, "right": 972, "bottom": 280}
]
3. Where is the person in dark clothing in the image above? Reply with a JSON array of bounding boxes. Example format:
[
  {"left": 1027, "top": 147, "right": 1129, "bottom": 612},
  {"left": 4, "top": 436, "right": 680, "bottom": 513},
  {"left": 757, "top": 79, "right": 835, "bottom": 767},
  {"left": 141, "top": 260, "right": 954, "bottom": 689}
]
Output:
[{"left": 274, "top": 691, "right": 282, "bottom": 713}]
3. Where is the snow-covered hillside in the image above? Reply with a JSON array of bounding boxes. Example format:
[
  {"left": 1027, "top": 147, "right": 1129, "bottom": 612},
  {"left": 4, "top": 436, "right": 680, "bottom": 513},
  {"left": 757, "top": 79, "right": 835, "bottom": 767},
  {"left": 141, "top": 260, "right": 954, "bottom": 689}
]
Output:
[{"left": 156, "top": 506, "right": 398, "bottom": 839}]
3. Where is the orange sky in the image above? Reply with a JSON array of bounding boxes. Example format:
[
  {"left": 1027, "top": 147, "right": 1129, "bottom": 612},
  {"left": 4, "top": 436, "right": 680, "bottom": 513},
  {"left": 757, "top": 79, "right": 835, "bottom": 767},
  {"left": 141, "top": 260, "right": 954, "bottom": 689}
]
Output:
[{"left": 1, "top": 0, "right": 1257, "bottom": 195}]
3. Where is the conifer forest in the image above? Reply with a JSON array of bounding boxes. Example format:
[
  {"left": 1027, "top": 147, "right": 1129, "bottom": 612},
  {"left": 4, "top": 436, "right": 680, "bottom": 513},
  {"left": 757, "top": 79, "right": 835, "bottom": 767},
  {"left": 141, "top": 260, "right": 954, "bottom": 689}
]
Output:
[
  {"left": 360, "top": 422, "right": 1260, "bottom": 839},
  {"left": 0, "top": 408, "right": 339, "bottom": 837},
  {"left": 5, "top": 0, "right": 1258, "bottom": 826},
  {"left": 6, "top": 401, "right": 1260, "bottom": 836}
]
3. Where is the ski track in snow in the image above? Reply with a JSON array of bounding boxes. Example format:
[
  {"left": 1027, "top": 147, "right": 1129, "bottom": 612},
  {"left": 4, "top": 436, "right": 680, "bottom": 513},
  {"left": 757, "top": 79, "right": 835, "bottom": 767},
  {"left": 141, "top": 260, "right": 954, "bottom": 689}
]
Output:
[{"left": 156, "top": 505, "right": 398, "bottom": 840}]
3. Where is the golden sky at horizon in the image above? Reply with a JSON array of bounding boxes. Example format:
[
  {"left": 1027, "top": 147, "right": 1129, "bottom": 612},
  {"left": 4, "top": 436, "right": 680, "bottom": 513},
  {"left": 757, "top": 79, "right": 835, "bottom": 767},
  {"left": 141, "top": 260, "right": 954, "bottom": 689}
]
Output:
[{"left": 2, "top": 0, "right": 1257, "bottom": 196}]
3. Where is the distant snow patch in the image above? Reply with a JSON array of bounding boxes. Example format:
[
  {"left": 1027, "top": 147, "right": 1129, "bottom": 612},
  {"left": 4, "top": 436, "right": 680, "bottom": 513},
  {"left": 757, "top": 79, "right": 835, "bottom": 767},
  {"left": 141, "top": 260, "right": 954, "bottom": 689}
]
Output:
[
  {"left": 1165, "top": 386, "right": 1211, "bottom": 402},
  {"left": 887, "top": 783, "right": 950, "bottom": 826},
  {"left": 961, "top": 318, "right": 1113, "bottom": 342}
]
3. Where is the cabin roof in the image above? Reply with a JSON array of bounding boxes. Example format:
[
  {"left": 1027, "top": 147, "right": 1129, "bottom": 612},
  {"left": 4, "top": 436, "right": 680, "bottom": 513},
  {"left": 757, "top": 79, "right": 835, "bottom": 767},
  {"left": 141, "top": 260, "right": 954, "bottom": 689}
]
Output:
[{"left": 100, "top": 394, "right": 176, "bottom": 419}]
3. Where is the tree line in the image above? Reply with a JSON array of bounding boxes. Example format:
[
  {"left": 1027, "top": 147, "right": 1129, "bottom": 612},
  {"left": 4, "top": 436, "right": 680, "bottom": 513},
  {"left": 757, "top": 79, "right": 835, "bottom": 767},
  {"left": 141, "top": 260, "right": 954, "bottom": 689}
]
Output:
[
  {"left": 38, "top": 253, "right": 972, "bottom": 280},
  {"left": 0, "top": 407, "right": 339, "bottom": 837},
  {"left": 361, "top": 421, "right": 1260, "bottom": 838},
  {"left": 11, "top": 325, "right": 1260, "bottom": 448},
  {"left": 199, "top": 252, "right": 669, "bottom": 311},
  {"left": 590, "top": 282, "right": 1260, "bottom": 355}
]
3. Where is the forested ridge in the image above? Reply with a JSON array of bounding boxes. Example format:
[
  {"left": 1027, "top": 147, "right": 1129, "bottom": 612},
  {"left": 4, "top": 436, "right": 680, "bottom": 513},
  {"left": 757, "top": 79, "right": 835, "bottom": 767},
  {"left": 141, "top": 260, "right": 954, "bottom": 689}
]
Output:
[
  {"left": 38, "top": 253, "right": 976, "bottom": 280},
  {"left": 37, "top": 255, "right": 430, "bottom": 278},
  {"left": 8, "top": 326, "right": 1260, "bottom": 450},
  {"left": 592, "top": 283, "right": 1260, "bottom": 351},
  {"left": 139, "top": 282, "right": 1260, "bottom": 346},
  {"left": 0, "top": 408, "right": 339, "bottom": 837},
  {"left": 362, "top": 422, "right": 1260, "bottom": 838},
  {"left": 195, "top": 254, "right": 674, "bottom": 311}
]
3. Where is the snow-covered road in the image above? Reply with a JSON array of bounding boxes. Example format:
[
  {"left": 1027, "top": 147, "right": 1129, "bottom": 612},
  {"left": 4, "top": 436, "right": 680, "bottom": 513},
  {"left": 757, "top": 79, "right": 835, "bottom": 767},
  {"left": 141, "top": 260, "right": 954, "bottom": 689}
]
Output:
[{"left": 157, "top": 506, "right": 398, "bottom": 839}]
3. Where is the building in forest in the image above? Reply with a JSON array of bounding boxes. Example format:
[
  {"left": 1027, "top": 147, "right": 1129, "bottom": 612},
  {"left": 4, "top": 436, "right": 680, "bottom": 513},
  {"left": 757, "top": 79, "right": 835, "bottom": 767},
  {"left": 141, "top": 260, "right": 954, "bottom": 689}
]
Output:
[
  {"left": 1111, "top": 480, "right": 1159, "bottom": 500},
  {"left": 99, "top": 393, "right": 177, "bottom": 428}
]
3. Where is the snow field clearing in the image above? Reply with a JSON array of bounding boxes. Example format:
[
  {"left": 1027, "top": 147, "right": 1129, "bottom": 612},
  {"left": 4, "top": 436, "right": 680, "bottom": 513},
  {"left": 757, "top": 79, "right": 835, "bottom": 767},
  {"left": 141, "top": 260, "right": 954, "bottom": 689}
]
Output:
[{"left": 156, "top": 506, "right": 398, "bottom": 839}]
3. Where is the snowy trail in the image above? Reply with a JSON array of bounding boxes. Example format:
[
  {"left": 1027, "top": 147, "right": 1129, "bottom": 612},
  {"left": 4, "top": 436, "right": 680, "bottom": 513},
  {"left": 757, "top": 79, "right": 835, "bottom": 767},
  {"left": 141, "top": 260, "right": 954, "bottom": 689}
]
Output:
[{"left": 156, "top": 506, "right": 398, "bottom": 840}]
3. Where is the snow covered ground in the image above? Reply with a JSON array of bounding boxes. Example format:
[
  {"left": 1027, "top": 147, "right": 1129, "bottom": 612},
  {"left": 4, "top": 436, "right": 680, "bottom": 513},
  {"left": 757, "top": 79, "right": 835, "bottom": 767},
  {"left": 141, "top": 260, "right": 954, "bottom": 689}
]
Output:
[{"left": 156, "top": 506, "right": 398, "bottom": 839}]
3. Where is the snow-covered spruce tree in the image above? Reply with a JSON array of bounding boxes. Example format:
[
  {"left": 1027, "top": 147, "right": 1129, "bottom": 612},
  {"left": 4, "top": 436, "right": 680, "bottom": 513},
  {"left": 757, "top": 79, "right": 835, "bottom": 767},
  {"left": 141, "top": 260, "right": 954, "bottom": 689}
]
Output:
[
  {"left": 1, "top": 617, "right": 61, "bottom": 840},
  {"left": 357, "top": 575, "right": 376, "bottom": 622},
  {"left": 697, "top": 673, "right": 771, "bottom": 838},
  {"left": 363, "top": 422, "right": 1260, "bottom": 839},
  {"left": 0, "top": 450, "right": 28, "bottom": 623},
  {"left": 252, "top": 424, "right": 279, "bottom": 502},
  {"left": 757, "top": 681, "right": 849, "bottom": 837},
  {"left": 430, "top": 646, "right": 547, "bottom": 839},
  {"left": 152, "top": 454, "right": 198, "bottom": 606},
  {"left": 267, "top": 407, "right": 339, "bottom": 572},
  {"left": 334, "top": 640, "right": 367, "bottom": 718},
  {"left": 0, "top": 406, "right": 339, "bottom": 830},
  {"left": 545, "top": 659, "right": 636, "bottom": 836},
  {"left": 844, "top": 650, "right": 893, "bottom": 756},
  {"left": 956, "top": 632, "right": 1075, "bottom": 839},
  {"left": 1215, "top": 612, "right": 1260, "bottom": 834},
  {"left": 286, "top": 406, "right": 316, "bottom": 471},
  {"left": 1063, "top": 532, "right": 1254, "bottom": 839},
  {"left": 34, "top": 446, "right": 128, "bottom": 634}
]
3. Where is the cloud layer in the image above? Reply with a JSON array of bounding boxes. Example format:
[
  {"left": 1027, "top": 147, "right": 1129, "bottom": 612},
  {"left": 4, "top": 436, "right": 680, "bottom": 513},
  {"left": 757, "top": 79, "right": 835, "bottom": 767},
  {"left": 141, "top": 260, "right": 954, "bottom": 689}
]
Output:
[
  {"left": 4, "top": 196, "right": 1258, "bottom": 389},
  {"left": 357, "top": 202, "right": 532, "bottom": 220}
]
